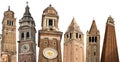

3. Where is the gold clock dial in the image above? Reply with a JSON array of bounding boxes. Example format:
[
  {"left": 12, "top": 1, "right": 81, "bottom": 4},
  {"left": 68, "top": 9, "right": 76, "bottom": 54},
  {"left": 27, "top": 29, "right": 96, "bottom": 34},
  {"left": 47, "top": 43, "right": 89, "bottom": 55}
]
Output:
[{"left": 43, "top": 47, "right": 58, "bottom": 59}]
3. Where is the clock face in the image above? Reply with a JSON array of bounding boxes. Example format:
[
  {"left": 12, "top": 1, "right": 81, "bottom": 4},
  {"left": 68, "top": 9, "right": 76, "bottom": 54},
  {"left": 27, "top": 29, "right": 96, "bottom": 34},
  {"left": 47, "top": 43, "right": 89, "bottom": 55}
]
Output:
[
  {"left": 43, "top": 47, "right": 58, "bottom": 59},
  {"left": 21, "top": 44, "right": 29, "bottom": 52}
]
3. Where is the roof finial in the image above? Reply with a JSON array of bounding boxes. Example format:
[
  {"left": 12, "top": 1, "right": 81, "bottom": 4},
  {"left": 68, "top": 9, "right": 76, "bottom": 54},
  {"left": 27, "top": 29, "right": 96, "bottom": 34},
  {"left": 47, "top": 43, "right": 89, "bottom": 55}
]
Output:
[
  {"left": 26, "top": 1, "right": 28, "bottom": 5},
  {"left": 8, "top": 6, "right": 10, "bottom": 11},
  {"left": 73, "top": 17, "right": 75, "bottom": 20},
  {"left": 49, "top": 4, "right": 52, "bottom": 7},
  {"left": 72, "top": 17, "right": 76, "bottom": 24},
  {"left": 109, "top": 15, "right": 112, "bottom": 18},
  {"left": 93, "top": 17, "right": 95, "bottom": 21}
]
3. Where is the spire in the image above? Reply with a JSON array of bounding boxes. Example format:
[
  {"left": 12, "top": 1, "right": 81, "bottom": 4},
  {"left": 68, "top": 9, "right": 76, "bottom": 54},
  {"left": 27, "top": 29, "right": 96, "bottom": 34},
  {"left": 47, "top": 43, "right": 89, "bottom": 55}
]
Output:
[
  {"left": 23, "top": 2, "right": 31, "bottom": 16},
  {"left": 20, "top": 2, "right": 34, "bottom": 22},
  {"left": 66, "top": 18, "right": 81, "bottom": 33},
  {"left": 89, "top": 20, "right": 98, "bottom": 34}
]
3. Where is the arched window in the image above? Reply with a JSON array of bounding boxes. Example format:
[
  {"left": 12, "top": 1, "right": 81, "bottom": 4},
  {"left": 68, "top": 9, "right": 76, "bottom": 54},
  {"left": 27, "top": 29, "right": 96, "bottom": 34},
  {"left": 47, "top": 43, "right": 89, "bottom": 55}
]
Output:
[
  {"left": 94, "top": 52, "right": 96, "bottom": 56},
  {"left": 92, "top": 37, "right": 94, "bottom": 42},
  {"left": 11, "top": 21, "right": 13, "bottom": 26},
  {"left": 21, "top": 32, "right": 24, "bottom": 39},
  {"left": 49, "top": 19, "right": 53, "bottom": 26},
  {"left": 67, "top": 34, "right": 69, "bottom": 38},
  {"left": 7, "top": 20, "right": 10, "bottom": 26},
  {"left": 79, "top": 34, "right": 81, "bottom": 38},
  {"left": 26, "top": 32, "right": 29, "bottom": 38},
  {"left": 7, "top": 20, "right": 13, "bottom": 26},
  {"left": 89, "top": 37, "right": 91, "bottom": 42},
  {"left": 76, "top": 33, "right": 78, "bottom": 39},
  {"left": 70, "top": 33, "right": 72, "bottom": 39},
  {"left": 95, "top": 37, "right": 97, "bottom": 42}
]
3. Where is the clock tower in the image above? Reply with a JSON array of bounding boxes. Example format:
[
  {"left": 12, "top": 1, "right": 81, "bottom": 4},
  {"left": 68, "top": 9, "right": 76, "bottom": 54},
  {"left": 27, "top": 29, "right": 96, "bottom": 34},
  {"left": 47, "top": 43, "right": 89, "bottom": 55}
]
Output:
[
  {"left": 18, "top": 3, "right": 36, "bottom": 62},
  {"left": 38, "top": 5, "right": 62, "bottom": 62}
]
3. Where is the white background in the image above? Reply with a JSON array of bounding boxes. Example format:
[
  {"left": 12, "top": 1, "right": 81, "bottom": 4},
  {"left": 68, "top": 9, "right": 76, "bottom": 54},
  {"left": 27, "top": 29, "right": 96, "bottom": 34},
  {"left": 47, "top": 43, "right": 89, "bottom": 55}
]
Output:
[{"left": 0, "top": 0, "right": 120, "bottom": 62}]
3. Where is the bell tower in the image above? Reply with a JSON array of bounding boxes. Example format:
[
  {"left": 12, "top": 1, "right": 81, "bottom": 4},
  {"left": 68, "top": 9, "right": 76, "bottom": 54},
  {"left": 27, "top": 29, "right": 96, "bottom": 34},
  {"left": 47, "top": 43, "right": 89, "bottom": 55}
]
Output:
[
  {"left": 86, "top": 20, "right": 100, "bottom": 62},
  {"left": 101, "top": 16, "right": 119, "bottom": 62},
  {"left": 38, "top": 5, "right": 62, "bottom": 62},
  {"left": 64, "top": 18, "right": 84, "bottom": 62},
  {"left": 1, "top": 6, "right": 16, "bottom": 62},
  {"left": 18, "top": 2, "right": 36, "bottom": 62}
]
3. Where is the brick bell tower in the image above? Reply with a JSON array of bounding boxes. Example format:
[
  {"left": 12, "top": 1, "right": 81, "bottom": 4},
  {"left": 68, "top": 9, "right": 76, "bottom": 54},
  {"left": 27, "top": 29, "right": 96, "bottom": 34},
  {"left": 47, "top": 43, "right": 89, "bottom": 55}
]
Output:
[
  {"left": 86, "top": 20, "right": 100, "bottom": 62},
  {"left": 18, "top": 2, "right": 36, "bottom": 62},
  {"left": 64, "top": 18, "right": 84, "bottom": 62},
  {"left": 38, "top": 5, "right": 62, "bottom": 62},
  {"left": 1, "top": 6, "right": 16, "bottom": 62},
  {"left": 101, "top": 16, "right": 119, "bottom": 62}
]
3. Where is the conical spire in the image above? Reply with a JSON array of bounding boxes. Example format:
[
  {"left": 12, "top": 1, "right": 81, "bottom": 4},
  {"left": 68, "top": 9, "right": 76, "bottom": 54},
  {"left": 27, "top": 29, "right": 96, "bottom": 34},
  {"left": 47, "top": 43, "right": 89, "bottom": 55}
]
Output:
[
  {"left": 89, "top": 20, "right": 98, "bottom": 34},
  {"left": 23, "top": 2, "right": 31, "bottom": 16},
  {"left": 20, "top": 2, "right": 34, "bottom": 24},
  {"left": 66, "top": 18, "right": 81, "bottom": 32}
]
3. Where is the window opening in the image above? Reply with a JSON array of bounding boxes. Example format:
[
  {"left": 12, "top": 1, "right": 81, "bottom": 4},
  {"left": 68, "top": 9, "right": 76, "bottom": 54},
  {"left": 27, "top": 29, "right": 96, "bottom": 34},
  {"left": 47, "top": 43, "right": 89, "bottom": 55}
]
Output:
[
  {"left": 92, "top": 37, "right": 94, "bottom": 42},
  {"left": 26, "top": 32, "right": 29, "bottom": 38},
  {"left": 49, "top": 19, "right": 53, "bottom": 26},
  {"left": 89, "top": 37, "right": 91, "bottom": 42},
  {"left": 95, "top": 37, "right": 97, "bottom": 42},
  {"left": 67, "top": 34, "right": 69, "bottom": 38},
  {"left": 21, "top": 33, "right": 24, "bottom": 39},
  {"left": 79, "top": 35, "right": 81, "bottom": 38},
  {"left": 76, "top": 33, "right": 78, "bottom": 38},
  {"left": 70, "top": 33, "right": 72, "bottom": 39}
]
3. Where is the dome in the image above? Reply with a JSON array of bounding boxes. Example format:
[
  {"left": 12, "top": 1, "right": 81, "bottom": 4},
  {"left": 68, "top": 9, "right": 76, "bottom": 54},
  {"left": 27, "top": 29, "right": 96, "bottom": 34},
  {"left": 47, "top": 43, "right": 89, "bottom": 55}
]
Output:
[
  {"left": 43, "top": 5, "right": 58, "bottom": 15},
  {"left": 4, "top": 6, "right": 14, "bottom": 18}
]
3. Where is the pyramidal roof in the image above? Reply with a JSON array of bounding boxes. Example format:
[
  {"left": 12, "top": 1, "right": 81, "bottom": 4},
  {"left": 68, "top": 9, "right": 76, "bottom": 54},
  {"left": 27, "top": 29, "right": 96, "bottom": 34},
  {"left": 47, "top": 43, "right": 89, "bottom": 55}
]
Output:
[
  {"left": 89, "top": 20, "right": 98, "bottom": 34},
  {"left": 66, "top": 18, "right": 82, "bottom": 33}
]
